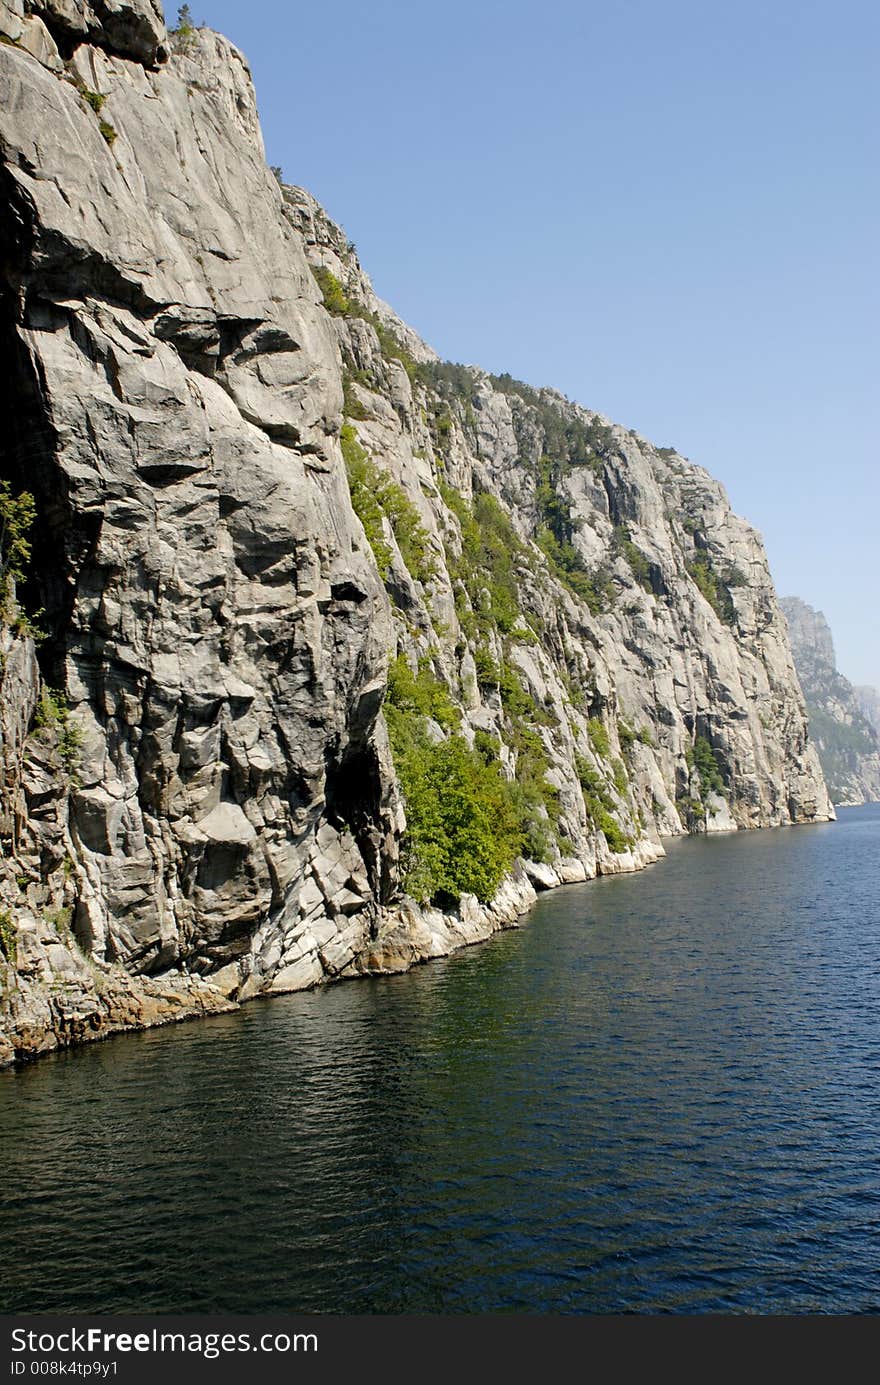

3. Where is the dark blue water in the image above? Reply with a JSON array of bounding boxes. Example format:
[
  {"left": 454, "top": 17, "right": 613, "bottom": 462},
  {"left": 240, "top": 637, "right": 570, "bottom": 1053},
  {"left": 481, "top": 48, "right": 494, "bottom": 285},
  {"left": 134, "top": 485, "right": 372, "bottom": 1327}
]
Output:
[{"left": 2, "top": 805, "right": 879, "bottom": 1314}]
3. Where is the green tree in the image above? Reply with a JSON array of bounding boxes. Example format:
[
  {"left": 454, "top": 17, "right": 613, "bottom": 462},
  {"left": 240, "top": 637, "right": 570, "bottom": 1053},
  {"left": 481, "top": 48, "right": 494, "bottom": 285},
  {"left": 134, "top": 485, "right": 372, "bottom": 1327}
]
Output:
[
  {"left": 387, "top": 713, "right": 522, "bottom": 905},
  {"left": 686, "top": 735, "right": 726, "bottom": 798},
  {"left": 0, "top": 480, "right": 36, "bottom": 622},
  {"left": 311, "top": 265, "right": 351, "bottom": 317}
]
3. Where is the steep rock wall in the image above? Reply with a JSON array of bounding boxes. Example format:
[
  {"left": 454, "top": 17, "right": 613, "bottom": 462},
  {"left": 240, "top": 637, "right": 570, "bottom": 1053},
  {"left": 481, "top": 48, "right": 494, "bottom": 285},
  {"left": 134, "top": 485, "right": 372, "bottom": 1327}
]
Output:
[
  {"left": 855, "top": 686, "right": 880, "bottom": 739},
  {"left": 284, "top": 187, "right": 829, "bottom": 842},
  {"left": 781, "top": 597, "right": 880, "bottom": 805},
  {"left": 0, "top": 1, "right": 831, "bottom": 1062}
]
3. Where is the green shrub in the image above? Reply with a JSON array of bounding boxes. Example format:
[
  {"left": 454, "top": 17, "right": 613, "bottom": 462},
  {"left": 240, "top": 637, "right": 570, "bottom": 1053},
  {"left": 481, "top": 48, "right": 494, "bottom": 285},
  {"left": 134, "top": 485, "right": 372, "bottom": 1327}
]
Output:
[
  {"left": 0, "top": 910, "right": 16, "bottom": 967},
  {"left": 433, "top": 410, "right": 454, "bottom": 443},
  {"left": 688, "top": 556, "right": 718, "bottom": 606},
  {"left": 473, "top": 646, "right": 500, "bottom": 686},
  {"left": 382, "top": 485, "right": 436, "bottom": 584},
  {"left": 618, "top": 719, "right": 636, "bottom": 752},
  {"left": 473, "top": 730, "right": 501, "bottom": 762},
  {"left": 536, "top": 523, "right": 614, "bottom": 614},
  {"left": 34, "top": 688, "right": 66, "bottom": 730},
  {"left": 587, "top": 717, "right": 611, "bottom": 759},
  {"left": 686, "top": 735, "right": 726, "bottom": 798},
  {"left": 386, "top": 712, "right": 521, "bottom": 905},
  {"left": 0, "top": 481, "right": 36, "bottom": 622},
  {"left": 508, "top": 737, "right": 559, "bottom": 864},
  {"left": 498, "top": 660, "right": 534, "bottom": 720},
  {"left": 387, "top": 647, "right": 563, "bottom": 893},
  {"left": 676, "top": 794, "right": 705, "bottom": 827},
  {"left": 575, "top": 753, "right": 631, "bottom": 850},
  {"left": 82, "top": 89, "right": 106, "bottom": 115},
  {"left": 386, "top": 654, "right": 458, "bottom": 730},
  {"left": 311, "top": 265, "right": 351, "bottom": 317},
  {"left": 613, "top": 525, "right": 653, "bottom": 591},
  {"left": 306, "top": 262, "right": 418, "bottom": 374},
  {"left": 439, "top": 483, "right": 529, "bottom": 637},
  {"left": 44, "top": 906, "right": 73, "bottom": 941},
  {"left": 593, "top": 807, "right": 631, "bottom": 854},
  {"left": 341, "top": 425, "right": 392, "bottom": 574},
  {"left": 530, "top": 446, "right": 623, "bottom": 613},
  {"left": 99, "top": 120, "right": 117, "bottom": 146},
  {"left": 34, "top": 688, "right": 84, "bottom": 778},
  {"left": 686, "top": 556, "right": 738, "bottom": 625},
  {"left": 371, "top": 319, "right": 418, "bottom": 380},
  {"left": 12, "top": 606, "right": 47, "bottom": 643},
  {"left": 341, "top": 425, "right": 435, "bottom": 583},
  {"left": 576, "top": 755, "right": 606, "bottom": 798},
  {"left": 561, "top": 671, "right": 588, "bottom": 710},
  {"left": 514, "top": 803, "right": 557, "bottom": 864},
  {"left": 342, "top": 370, "right": 369, "bottom": 420},
  {"left": 59, "top": 722, "right": 86, "bottom": 777},
  {"left": 617, "top": 718, "right": 655, "bottom": 755},
  {"left": 533, "top": 451, "right": 614, "bottom": 610}
]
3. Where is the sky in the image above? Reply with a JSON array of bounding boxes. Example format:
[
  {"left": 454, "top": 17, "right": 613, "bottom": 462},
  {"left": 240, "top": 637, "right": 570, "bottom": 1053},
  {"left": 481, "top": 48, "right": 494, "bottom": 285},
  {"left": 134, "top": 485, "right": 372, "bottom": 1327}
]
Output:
[{"left": 193, "top": 0, "right": 879, "bottom": 687}]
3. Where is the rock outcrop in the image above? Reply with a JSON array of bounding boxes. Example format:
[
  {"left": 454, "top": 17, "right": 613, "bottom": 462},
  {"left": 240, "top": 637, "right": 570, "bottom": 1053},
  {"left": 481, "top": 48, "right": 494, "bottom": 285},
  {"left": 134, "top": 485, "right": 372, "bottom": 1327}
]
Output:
[
  {"left": 0, "top": 1, "right": 832, "bottom": 1063},
  {"left": 855, "top": 685, "right": 880, "bottom": 740},
  {"left": 781, "top": 598, "right": 880, "bottom": 805}
]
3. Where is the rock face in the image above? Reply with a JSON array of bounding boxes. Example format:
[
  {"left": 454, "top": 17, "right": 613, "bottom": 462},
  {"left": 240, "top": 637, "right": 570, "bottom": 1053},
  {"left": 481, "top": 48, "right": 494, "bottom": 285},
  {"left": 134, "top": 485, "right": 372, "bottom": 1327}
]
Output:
[
  {"left": 855, "top": 685, "right": 880, "bottom": 739},
  {"left": 781, "top": 598, "right": 880, "bottom": 805},
  {"left": 0, "top": 1, "right": 832, "bottom": 1063}
]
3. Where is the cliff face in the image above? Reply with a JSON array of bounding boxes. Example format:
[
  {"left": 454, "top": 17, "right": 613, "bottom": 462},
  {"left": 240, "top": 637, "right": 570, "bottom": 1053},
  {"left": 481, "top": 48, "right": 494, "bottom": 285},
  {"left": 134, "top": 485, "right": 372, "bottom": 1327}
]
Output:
[
  {"left": 0, "top": 1, "right": 831, "bottom": 1063},
  {"left": 781, "top": 598, "right": 880, "bottom": 805},
  {"left": 855, "top": 686, "right": 880, "bottom": 739}
]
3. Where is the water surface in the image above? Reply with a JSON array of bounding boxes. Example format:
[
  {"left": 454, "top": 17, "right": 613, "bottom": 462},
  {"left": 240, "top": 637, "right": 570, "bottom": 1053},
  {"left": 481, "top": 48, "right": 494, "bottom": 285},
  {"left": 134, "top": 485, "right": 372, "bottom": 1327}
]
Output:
[{"left": 2, "top": 805, "right": 879, "bottom": 1313}]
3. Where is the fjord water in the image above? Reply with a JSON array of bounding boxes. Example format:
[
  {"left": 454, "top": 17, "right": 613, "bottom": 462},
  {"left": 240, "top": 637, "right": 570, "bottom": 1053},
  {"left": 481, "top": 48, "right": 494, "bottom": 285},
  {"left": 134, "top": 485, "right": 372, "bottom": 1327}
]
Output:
[{"left": 2, "top": 805, "right": 879, "bottom": 1314}]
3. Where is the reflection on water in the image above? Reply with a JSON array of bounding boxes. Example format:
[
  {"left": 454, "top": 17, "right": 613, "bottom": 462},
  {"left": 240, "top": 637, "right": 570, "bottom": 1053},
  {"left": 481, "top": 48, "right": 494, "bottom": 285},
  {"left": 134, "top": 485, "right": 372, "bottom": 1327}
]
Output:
[{"left": 2, "top": 805, "right": 879, "bottom": 1313}]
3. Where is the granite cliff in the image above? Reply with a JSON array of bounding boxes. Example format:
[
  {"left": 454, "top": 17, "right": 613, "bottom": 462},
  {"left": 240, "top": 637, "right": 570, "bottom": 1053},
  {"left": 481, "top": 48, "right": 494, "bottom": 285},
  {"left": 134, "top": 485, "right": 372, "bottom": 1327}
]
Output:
[
  {"left": 855, "top": 686, "right": 880, "bottom": 739},
  {"left": 0, "top": 1, "right": 832, "bottom": 1064},
  {"left": 781, "top": 597, "right": 880, "bottom": 806}
]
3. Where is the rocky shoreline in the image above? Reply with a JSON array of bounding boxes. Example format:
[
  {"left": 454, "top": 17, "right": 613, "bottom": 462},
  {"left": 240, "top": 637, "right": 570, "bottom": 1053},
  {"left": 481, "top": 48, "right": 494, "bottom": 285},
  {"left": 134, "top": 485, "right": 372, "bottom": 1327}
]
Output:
[{"left": 1, "top": 841, "right": 674, "bottom": 1067}]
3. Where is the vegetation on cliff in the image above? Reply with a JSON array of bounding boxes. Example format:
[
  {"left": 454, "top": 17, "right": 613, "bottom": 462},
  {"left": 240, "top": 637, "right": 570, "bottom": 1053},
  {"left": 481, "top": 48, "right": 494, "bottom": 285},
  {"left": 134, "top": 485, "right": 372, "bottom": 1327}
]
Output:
[{"left": 0, "top": 481, "right": 36, "bottom": 625}]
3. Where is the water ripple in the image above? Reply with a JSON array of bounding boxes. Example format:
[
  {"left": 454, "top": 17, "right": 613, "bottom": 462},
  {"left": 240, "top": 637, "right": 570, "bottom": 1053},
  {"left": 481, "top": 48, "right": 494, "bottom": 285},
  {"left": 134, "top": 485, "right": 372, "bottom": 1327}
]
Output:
[{"left": 1, "top": 804, "right": 879, "bottom": 1313}]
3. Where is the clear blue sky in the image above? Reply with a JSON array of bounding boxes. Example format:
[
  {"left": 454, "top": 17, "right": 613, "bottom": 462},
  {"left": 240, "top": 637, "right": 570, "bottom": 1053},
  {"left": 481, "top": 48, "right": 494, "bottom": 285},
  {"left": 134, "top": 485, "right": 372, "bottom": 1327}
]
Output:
[{"left": 192, "top": 0, "right": 878, "bottom": 688}]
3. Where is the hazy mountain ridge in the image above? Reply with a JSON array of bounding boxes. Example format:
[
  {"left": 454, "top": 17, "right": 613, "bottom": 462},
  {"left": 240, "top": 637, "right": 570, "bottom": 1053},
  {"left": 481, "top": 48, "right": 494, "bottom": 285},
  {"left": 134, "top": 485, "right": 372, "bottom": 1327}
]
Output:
[
  {"left": 854, "top": 685, "right": 880, "bottom": 739},
  {"left": 781, "top": 597, "right": 880, "bottom": 805}
]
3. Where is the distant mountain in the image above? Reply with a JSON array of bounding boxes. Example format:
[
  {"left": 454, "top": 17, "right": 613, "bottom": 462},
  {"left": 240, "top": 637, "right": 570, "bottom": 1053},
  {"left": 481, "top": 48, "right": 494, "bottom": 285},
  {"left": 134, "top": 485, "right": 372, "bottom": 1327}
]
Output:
[
  {"left": 781, "top": 599, "right": 880, "bottom": 805},
  {"left": 855, "top": 686, "right": 880, "bottom": 739}
]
